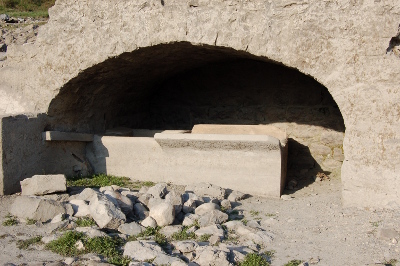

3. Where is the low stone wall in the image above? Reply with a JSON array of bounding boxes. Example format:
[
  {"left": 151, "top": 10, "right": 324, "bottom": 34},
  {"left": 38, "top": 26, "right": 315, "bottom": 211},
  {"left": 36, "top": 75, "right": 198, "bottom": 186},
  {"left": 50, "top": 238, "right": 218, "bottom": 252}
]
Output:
[{"left": 86, "top": 130, "right": 288, "bottom": 198}]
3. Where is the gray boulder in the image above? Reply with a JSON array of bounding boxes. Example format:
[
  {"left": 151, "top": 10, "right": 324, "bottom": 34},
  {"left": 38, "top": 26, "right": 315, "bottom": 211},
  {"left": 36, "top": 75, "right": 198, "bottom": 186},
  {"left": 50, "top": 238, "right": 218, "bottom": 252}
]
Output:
[
  {"left": 123, "top": 240, "right": 166, "bottom": 261},
  {"left": 227, "top": 191, "right": 245, "bottom": 202},
  {"left": 194, "top": 246, "right": 231, "bottom": 266},
  {"left": 69, "top": 199, "right": 90, "bottom": 217},
  {"left": 174, "top": 240, "right": 199, "bottom": 253},
  {"left": 104, "top": 190, "right": 134, "bottom": 214},
  {"left": 195, "top": 224, "right": 224, "bottom": 238},
  {"left": 10, "top": 196, "right": 73, "bottom": 222},
  {"left": 118, "top": 222, "right": 144, "bottom": 236},
  {"left": 149, "top": 202, "right": 175, "bottom": 226},
  {"left": 20, "top": 174, "right": 66, "bottom": 196},
  {"left": 0, "top": 14, "right": 9, "bottom": 21},
  {"left": 198, "top": 210, "right": 228, "bottom": 227},
  {"left": 159, "top": 225, "right": 183, "bottom": 238},
  {"left": 89, "top": 192, "right": 126, "bottom": 229},
  {"left": 165, "top": 190, "right": 183, "bottom": 214},
  {"left": 141, "top": 216, "right": 157, "bottom": 228},
  {"left": 69, "top": 187, "right": 98, "bottom": 202},
  {"left": 195, "top": 203, "right": 220, "bottom": 216},
  {"left": 146, "top": 183, "right": 168, "bottom": 198}
]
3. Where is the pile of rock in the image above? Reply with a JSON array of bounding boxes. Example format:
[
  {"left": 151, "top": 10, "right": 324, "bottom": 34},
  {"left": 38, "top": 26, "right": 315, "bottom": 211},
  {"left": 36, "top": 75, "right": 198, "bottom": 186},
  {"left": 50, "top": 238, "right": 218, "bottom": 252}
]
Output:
[{"left": 8, "top": 174, "right": 275, "bottom": 265}]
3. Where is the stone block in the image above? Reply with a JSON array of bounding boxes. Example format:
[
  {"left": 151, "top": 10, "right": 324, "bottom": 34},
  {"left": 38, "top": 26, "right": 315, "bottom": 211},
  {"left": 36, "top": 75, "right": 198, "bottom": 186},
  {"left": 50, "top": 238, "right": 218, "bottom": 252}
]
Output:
[{"left": 20, "top": 174, "right": 66, "bottom": 196}]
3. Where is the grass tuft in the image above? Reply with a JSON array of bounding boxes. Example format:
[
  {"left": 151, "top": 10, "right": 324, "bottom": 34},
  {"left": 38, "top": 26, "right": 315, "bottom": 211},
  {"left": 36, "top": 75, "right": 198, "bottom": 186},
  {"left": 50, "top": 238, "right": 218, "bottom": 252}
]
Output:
[
  {"left": 26, "top": 218, "right": 37, "bottom": 225},
  {"left": 239, "top": 253, "right": 269, "bottom": 266},
  {"left": 171, "top": 226, "right": 196, "bottom": 241},
  {"left": 75, "top": 217, "right": 97, "bottom": 227},
  {"left": 198, "top": 234, "right": 212, "bottom": 242},
  {"left": 67, "top": 174, "right": 155, "bottom": 190},
  {"left": 17, "top": 236, "right": 42, "bottom": 249},
  {"left": 45, "top": 231, "right": 131, "bottom": 265},
  {"left": 2, "top": 213, "right": 18, "bottom": 226},
  {"left": 283, "top": 259, "right": 303, "bottom": 266},
  {"left": 0, "top": 0, "right": 55, "bottom": 18}
]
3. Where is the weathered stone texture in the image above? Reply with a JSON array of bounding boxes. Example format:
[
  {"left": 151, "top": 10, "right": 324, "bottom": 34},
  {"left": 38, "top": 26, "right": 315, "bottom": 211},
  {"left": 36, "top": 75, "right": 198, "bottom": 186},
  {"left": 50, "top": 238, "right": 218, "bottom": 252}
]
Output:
[{"left": 0, "top": 0, "right": 399, "bottom": 208}]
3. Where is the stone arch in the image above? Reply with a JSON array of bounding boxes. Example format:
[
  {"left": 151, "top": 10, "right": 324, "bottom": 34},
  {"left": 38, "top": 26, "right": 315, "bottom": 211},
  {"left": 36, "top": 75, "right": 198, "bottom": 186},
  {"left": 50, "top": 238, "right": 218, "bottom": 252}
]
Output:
[{"left": 47, "top": 42, "right": 345, "bottom": 188}]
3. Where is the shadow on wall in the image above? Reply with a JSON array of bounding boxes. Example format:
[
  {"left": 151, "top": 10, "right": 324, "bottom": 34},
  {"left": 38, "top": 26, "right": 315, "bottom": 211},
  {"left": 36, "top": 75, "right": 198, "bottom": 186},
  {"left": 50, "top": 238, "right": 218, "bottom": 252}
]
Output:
[{"left": 0, "top": 114, "right": 90, "bottom": 194}]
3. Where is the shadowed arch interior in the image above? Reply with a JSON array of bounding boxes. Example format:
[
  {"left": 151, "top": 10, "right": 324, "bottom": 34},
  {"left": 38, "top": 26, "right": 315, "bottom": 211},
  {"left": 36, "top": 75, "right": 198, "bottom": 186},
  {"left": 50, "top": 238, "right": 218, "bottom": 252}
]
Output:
[{"left": 47, "top": 42, "right": 345, "bottom": 185}]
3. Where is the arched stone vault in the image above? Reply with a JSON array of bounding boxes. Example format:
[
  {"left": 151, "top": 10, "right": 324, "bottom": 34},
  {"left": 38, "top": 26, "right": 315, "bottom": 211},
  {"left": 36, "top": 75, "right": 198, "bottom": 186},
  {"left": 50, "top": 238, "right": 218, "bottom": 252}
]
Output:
[{"left": 0, "top": 0, "right": 399, "bottom": 208}]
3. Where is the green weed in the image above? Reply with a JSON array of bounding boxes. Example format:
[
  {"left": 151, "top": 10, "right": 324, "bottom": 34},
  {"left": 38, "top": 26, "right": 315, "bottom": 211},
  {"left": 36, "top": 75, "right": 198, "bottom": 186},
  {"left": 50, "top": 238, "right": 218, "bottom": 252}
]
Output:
[
  {"left": 250, "top": 210, "right": 259, "bottom": 217},
  {"left": 45, "top": 231, "right": 131, "bottom": 265},
  {"left": 67, "top": 174, "right": 155, "bottom": 190},
  {"left": 0, "top": 0, "right": 55, "bottom": 18},
  {"left": 171, "top": 226, "right": 196, "bottom": 241},
  {"left": 239, "top": 253, "right": 269, "bottom": 266},
  {"left": 283, "top": 259, "right": 303, "bottom": 266},
  {"left": 17, "top": 236, "right": 42, "bottom": 249},
  {"left": 198, "top": 234, "right": 212, "bottom": 242},
  {"left": 2, "top": 213, "right": 18, "bottom": 226},
  {"left": 75, "top": 217, "right": 97, "bottom": 227},
  {"left": 26, "top": 218, "right": 37, "bottom": 225}
]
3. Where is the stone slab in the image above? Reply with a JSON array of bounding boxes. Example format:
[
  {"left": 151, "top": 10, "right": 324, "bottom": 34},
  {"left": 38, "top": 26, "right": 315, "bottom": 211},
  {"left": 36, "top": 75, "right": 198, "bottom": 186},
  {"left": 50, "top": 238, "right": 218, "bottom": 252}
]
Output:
[
  {"left": 42, "top": 131, "right": 94, "bottom": 142},
  {"left": 20, "top": 174, "right": 66, "bottom": 195}
]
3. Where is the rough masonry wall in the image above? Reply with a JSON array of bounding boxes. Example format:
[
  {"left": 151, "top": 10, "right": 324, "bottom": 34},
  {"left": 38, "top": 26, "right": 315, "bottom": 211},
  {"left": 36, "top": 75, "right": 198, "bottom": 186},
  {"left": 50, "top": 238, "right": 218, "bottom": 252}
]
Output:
[{"left": 0, "top": 0, "right": 399, "bottom": 208}]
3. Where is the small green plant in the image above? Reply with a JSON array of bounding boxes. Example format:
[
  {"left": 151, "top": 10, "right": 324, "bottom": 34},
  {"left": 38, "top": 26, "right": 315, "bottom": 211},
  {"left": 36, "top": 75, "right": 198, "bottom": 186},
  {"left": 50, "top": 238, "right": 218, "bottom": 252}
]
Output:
[
  {"left": 283, "top": 259, "right": 303, "bottom": 266},
  {"left": 250, "top": 210, "right": 259, "bottom": 217},
  {"left": 370, "top": 221, "right": 381, "bottom": 227},
  {"left": 239, "top": 253, "right": 269, "bottom": 266},
  {"left": 242, "top": 219, "right": 248, "bottom": 226},
  {"left": 45, "top": 231, "right": 131, "bottom": 265},
  {"left": 141, "top": 181, "right": 156, "bottom": 187},
  {"left": 198, "top": 234, "right": 212, "bottom": 242},
  {"left": 2, "top": 213, "right": 18, "bottom": 226},
  {"left": 17, "top": 236, "right": 42, "bottom": 249},
  {"left": 263, "top": 250, "right": 275, "bottom": 258},
  {"left": 171, "top": 226, "right": 196, "bottom": 241},
  {"left": 266, "top": 213, "right": 276, "bottom": 217},
  {"left": 130, "top": 227, "right": 167, "bottom": 247},
  {"left": 26, "top": 218, "right": 37, "bottom": 225},
  {"left": 76, "top": 217, "right": 97, "bottom": 227},
  {"left": 45, "top": 231, "right": 86, "bottom": 256}
]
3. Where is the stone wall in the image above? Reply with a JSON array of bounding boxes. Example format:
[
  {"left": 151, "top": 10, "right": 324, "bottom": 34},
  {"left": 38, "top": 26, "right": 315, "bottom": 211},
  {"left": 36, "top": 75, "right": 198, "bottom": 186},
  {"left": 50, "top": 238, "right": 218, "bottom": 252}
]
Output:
[{"left": 0, "top": 0, "right": 399, "bottom": 208}]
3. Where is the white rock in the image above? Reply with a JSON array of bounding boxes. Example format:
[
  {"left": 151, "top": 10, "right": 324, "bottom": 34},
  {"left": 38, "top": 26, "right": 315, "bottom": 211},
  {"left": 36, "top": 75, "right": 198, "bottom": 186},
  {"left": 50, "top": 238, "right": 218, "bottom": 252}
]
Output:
[
  {"left": 70, "top": 188, "right": 99, "bottom": 202},
  {"left": 227, "top": 191, "right": 245, "bottom": 202},
  {"left": 75, "top": 240, "right": 85, "bottom": 251},
  {"left": 247, "top": 231, "right": 274, "bottom": 246},
  {"left": 100, "top": 186, "right": 114, "bottom": 193},
  {"left": 123, "top": 240, "right": 165, "bottom": 261},
  {"left": 182, "top": 192, "right": 202, "bottom": 204},
  {"left": 76, "top": 227, "right": 108, "bottom": 238},
  {"left": 141, "top": 217, "right": 157, "bottom": 228},
  {"left": 138, "top": 193, "right": 154, "bottom": 206},
  {"left": 69, "top": 199, "right": 91, "bottom": 217},
  {"left": 231, "top": 250, "right": 246, "bottom": 264},
  {"left": 149, "top": 202, "right": 175, "bottom": 226},
  {"left": 20, "top": 174, "right": 66, "bottom": 196},
  {"left": 10, "top": 196, "right": 73, "bottom": 222},
  {"left": 89, "top": 192, "right": 126, "bottom": 229},
  {"left": 165, "top": 190, "right": 183, "bottom": 214},
  {"left": 195, "top": 224, "right": 224, "bottom": 238},
  {"left": 174, "top": 240, "right": 199, "bottom": 253},
  {"left": 118, "top": 222, "right": 144, "bottom": 236},
  {"left": 104, "top": 190, "right": 134, "bottom": 214},
  {"left": 182, "top": 213, "right": 200, "bottom": 226},
  {"left": 146, "top": 183, "right": 168, "bottom": 198},
  {"left": 139, "top": 186, "right": 149, "bottom": 194},
  {"left": 160, "top": 225, "right": 183, "bottom": 238},
  {"left": 198, "top": 210, "right": 228, "bottom": 227},
  {"left": 51, "top": 213, "right": 66, "bottom": 223},
  {"left": 220, "top": 199, "right": 231, "bottom": 210},
  {"left": 195, "top": 203, "right": 220, "bottom": 215},
  {"left": 153, "top": 253, "right": 184, "bottom": 265},
  {"left": 147, "top": 197, "right": 165, "bottom": 210},
  {"left": 121, "top": 191, "right": 139, "bottom": 202},
  {"left": 194, "top": 246, "right": 231, "bottom": 266},
  {"left": 186, "top": 183, "right": 226, "bottom": 200}
]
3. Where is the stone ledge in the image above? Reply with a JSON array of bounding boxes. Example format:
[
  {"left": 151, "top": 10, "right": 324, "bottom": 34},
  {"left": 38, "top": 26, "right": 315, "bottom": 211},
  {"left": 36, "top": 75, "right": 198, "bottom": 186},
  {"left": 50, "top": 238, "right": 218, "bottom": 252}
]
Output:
[{"left": 42, "top": 131, "right": 94, "bottom": 142}]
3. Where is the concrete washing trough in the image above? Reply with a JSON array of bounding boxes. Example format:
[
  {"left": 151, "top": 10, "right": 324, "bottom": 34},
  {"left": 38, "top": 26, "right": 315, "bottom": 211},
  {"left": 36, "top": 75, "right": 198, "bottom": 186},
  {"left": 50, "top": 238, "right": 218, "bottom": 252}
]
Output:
[{"left": 85, "top": 124, "right": 288, "bottom": 198}]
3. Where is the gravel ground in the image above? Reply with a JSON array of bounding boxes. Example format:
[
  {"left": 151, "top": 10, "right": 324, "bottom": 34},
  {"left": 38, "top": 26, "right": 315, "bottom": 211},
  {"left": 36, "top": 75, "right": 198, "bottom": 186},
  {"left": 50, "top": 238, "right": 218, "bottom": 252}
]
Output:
[{"left": 0, "top": 177, "right": 399, "bottom": 266}]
